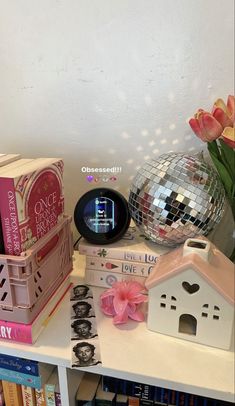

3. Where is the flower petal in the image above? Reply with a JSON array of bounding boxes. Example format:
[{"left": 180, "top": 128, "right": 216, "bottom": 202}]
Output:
[
  {"left": 127, "top": 281, "right": 146, "bottom": 297},
  {"left": 212, "top": 98, "right": 227, "bottom": 114},
  {"left": 100, "top": 290, "right": 117, "bottom": 315},
  {"left": 227, "top": 95, "right": 235, "bottom": 121},
  {"left": 222, "top": 127, "right": 235, "bottom": 149},
  {"left": 212, "top": 107, "right": 233, "bottom": 128},
  {"left": 129, "top": 308, "right": 145, "bottom": 322},
  {"left": 189, "top": 117, "right": 206, "bottom": 141},
  {"left": 113, "top": 309, "right": 129, "bottom": 324},
  {"left": 200, "top": 113, "right": 223, "bottom": 141},
  {"left": 113, "top": 296, "right": 129, "bottom": 315},
  {"left": 129, "top": 293, "right": 148, "bottom": 304},
  {"left": 100, "top": 286, "right": 117, "bottom": 298}
]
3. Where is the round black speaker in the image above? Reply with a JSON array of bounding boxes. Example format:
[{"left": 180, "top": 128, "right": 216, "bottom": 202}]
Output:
[{"left": 74, "top": 188, "right": 131, "bottom": 244}]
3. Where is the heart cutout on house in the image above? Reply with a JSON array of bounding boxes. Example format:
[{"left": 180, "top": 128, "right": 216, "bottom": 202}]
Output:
[{"left": 182, "top": 281, "right": 200, "bottom": 294}]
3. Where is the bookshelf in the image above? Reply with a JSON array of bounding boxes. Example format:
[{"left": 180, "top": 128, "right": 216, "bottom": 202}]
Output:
[{"left": 0, "top": 252, "right": 234, "bottom": 406}]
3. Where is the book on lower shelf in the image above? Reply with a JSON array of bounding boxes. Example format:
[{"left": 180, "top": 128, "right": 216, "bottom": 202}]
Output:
[
  {"left": 128, "top": 397, "right": 140, "bottom": 406},
  {"left": 75, "top": 372, "right": 101, "bottom": 406},
  {"left": 101, "top": 376, "right": 231, "bottom": 406},
  {"left": 78, "top": 227, "right": 169, "bottom": 265},
  {"left": 0, "top": 362, "right": 54, "bottom": 390},
  {"left": 21, "top": 385, "right": 37, "bottom": 406},
  {"left": 35, "top": 386, "right": 47, "bottom": 406},
  {"left": 0, "top": 380, "right": 4, "bottom": 406},
  {"left": 35, "top": 365, "right": 57, "bottom": 406},
  {"left": 0, "top": 157, "right": 64, "bottom": 255},
  {"left": 44, "top": 366, "right": 61, "bottom": 406},
  {"left": 0, "top": 275, "right": 72, "bottom": 344},
  {"left": 2, "top": 380, "right": 24, "bottom": 406},
  {"left": 0, "top": 354, "right": 48, "bottom": 376},
  {"left": 116, "top": 394, "right": 128, "bottom": 406},
  {"left": 95, "top": 381, "right": 116, "bottom": 406}
]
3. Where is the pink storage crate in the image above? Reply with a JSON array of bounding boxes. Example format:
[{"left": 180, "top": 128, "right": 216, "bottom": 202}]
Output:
[{"left": 0, "top": 215, "right": 73, "bottom": 324}]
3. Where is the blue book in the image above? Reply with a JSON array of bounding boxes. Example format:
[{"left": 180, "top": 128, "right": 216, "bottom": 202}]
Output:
[
  {"left": 0, "top": 366, "right": 45, "bottom": 388},
  {"left": 0, "top": 354, "right": 39, "bottom": 376}
]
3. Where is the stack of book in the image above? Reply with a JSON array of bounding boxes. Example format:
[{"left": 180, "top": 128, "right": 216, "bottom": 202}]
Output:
[
  {"left": 75, "top": 373, "right": 229, "bottom": 406},
  {"left": 78, "top": 227, "right": 169, "bottom": 288},
  {"left": 0, "top": 354, "right": 61, "bottom": 406},
  {"left": 0, "top": 154, "right": 73, "bottom": 345},
  {"left": 0, "top": 155, "right": 64, "bottom": 256}
]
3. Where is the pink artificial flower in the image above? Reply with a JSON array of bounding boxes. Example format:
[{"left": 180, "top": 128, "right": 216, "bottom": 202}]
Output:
[
  {"left": 100, "top": 281, "right": 148, "bottom": 325},
  {"left": 222, "top": 127, "right": 235, "bottom": 149}
]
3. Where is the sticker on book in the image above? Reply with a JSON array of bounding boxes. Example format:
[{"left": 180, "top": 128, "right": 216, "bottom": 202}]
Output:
[{"left": 70, "top": 284, "right": 102, "bottom": 368}]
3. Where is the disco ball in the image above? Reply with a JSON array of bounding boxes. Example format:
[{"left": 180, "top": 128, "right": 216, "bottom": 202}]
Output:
[{"left": 128, "top": 152, "right": 225, "bottom": 247}]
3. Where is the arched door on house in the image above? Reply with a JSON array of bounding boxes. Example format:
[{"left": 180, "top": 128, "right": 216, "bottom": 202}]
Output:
[{"left": 178, "top": 314, "right": 197, "bottom": 335}]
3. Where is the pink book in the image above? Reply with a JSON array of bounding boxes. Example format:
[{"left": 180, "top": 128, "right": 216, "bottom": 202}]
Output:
[
  {"left": 0, "top": 277, "right": 71, "bottom": 344},
  {"left": 0, "top": 158, "right": 64, "bottom": 255}
]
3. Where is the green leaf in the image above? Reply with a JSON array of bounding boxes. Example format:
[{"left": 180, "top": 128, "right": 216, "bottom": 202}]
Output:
[
  {"left": 207, "top": 140, "right": 221, "bottom": 161},
  {"left": 208, "top": 151, "right": 233, "bottom": 197},
  {"left": 219, "top": 139, "right": 235, "bottom": 179}
]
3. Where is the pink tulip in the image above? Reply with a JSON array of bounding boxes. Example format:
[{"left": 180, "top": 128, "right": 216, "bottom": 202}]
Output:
[
  {"left": 227, "top": 95, "right": 235, "bottom": 122},
  {"left": 212, "top": 95, "right": 235, "bottom": 127},
  {"left": 100, "top": 281, "right": 148, "bottom": 325},
  {"left": 189, "top": 110, "right": 223, "bottom": 142},
  {"left": 189, "top": 95, "right": 235, "bottom": 143},
  {"left": 222, "top": 127, "right": 235, "bottom": 149}
]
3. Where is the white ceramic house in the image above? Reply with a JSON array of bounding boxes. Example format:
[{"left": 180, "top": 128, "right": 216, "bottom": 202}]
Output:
[{"left": 145, "top": 238, "right": 234, "bottom": 350}]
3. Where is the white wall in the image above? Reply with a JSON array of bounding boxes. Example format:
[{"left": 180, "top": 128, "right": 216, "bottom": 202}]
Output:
[{"left": 0, "top": 0, "right": 234, "bottom": 240}]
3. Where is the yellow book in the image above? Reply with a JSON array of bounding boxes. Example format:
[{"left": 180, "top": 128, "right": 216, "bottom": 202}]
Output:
[{"left": 2, "top": 380, "right": 23, "bottom": 406}]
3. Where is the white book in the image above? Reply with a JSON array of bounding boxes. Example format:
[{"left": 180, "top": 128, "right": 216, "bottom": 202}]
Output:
[
  {"left": 85, "top": 255, "right": 154, "bottom": 277},
  {"left": 0, "top": 158, "right": 35, "bottom": 174},
  {"left": 0, "top": 153, "right": 21, "bottom": 166},
  {"left": 79, "top": 227, "right": 169, "bottom": 264},
  {"left": 85, "top": 268, "right": 147, "bottom": 289}
]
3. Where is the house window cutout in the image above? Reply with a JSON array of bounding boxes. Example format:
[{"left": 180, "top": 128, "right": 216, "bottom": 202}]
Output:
[
  {"left": 213, "top": 315, "right": 219, "bottom": 320},
  {"left": 201, "top": 312, "right": 208, "bottom": 317},
  {"left": 160, "top": 294, "right": 177, "bottom": 309},
  {"left": 179, "top": 314, "right": 197, "bottom": 335},
  {"left": 202, "top": 304, "right": 209, "bottom": 308},
  {"left": 214, "top": 305, "right": 220, "bottom": 311}
]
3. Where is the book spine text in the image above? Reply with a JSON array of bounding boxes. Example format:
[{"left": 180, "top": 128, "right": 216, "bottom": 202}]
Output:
[{"left": 86, "top": 256, "right": 154, "bottom": 277}]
